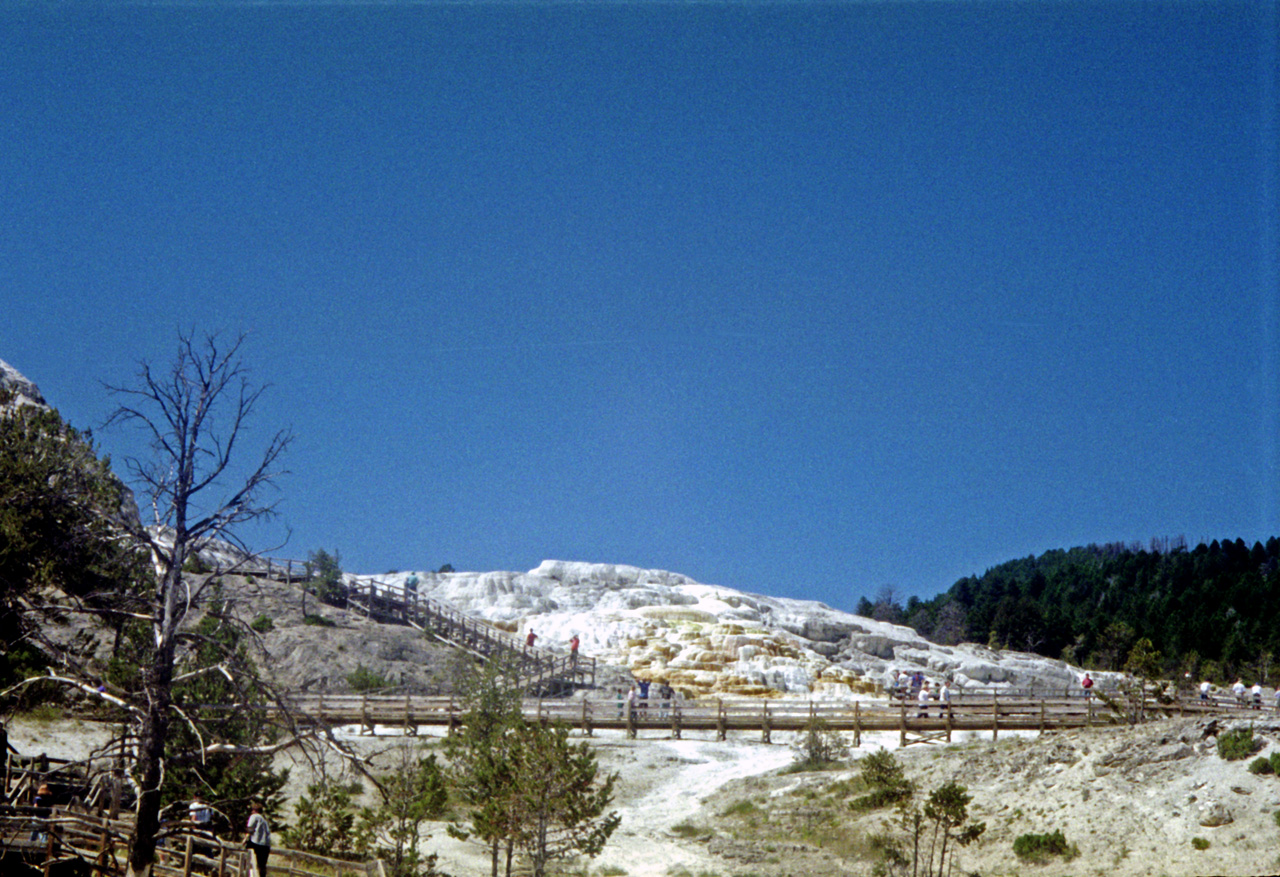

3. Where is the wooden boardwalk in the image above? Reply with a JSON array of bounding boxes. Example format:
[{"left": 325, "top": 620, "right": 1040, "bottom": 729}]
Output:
[
  {"left": 272, "top": 687, "right": 1253, "bottom": 747},
  {"left": 0, "top": 806, "right": 381, "bottom": 877}
]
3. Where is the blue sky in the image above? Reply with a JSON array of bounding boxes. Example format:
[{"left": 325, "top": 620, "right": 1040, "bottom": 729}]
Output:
[{"left": 2, "top": 1, "right": 1276, "bottom": 610}]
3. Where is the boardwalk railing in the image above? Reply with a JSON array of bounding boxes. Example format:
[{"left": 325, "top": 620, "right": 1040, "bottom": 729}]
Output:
[
  {"left": 344, "top": 577, "right": 595, "bottom": 694},
  {"left": 0, "top": 806, "right": 378, "bottom": 877},
  {"left": 263, "top": 687, "right": 1265, "bottom": 745}
]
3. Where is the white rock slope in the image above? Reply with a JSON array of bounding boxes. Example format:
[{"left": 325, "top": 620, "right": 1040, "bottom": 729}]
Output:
[{"left": 349, "top": 560, "right": 1102, "bottom": 699}]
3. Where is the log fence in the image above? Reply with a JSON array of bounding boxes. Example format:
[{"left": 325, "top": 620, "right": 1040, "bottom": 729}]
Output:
[{"left": 0, "top": 806, "right": 380, "bottom": 877}]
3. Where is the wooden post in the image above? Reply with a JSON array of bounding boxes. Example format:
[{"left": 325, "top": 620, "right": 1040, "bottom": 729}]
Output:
[
  {"left": 362, "top": 694, "right": 372, "bottom": 735},
  {"left": 183, "top": 834, "right": 194, "bottom": 877},
  {"left": 626, "top": 699, "right": 636, "bottom": 739},
  {"left": 853, "top": 701, "right": 861, "bottom": 748},
  {"left": 43, "top": 824, "right": 55, "bottom": 877},
  {"left": 582, "top": 699, "right": 592, "bottom": 737},
  {"left": 1039, "top": 700, "right": 1045, "bottom": 735},
  {"left": 448, "top": 695, "right": 457, "bottom": 737},
  {"left": 1087, "top": 692, "right": 1094, "bottom": 727},
  {"left": 945, "top": 702, "right": 952, "bottom": 743},
  {"left": 405, "top": 694, "right": 415, "bottom": 736},
  {"left": 672, "top": 701, "right": 682, "bottom": 740},
  {"left": 899, "top": 698, "right": 907, "bottom": 748},
  {"left": 761, "top": 702, "right": 771, "bottom": 744},
  {"left": 716, "top": 699, "right": 726, "bottom": 742},
  {"left": 991, "top": 692, "right": 999, "bottom": 741}
]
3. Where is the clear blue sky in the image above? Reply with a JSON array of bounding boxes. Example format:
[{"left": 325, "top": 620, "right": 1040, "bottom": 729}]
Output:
[{"left": 2, "top": 1, "right": 1276, "bottom": 610}]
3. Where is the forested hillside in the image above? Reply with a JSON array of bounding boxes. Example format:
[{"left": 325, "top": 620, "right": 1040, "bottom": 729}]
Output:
[{"left": 883, "top": 537, "right": 1280, "bottom": 683}]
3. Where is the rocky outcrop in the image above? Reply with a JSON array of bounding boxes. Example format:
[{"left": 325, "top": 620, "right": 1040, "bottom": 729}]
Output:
[{"left": 0, "top": 358, "right": 47, "bottom": 411}]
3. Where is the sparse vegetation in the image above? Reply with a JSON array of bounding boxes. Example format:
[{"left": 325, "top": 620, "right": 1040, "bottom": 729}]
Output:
[
  {"left": 1191, "top": 836, "right": 1210, "bottom": 851},
  {"left": 1217, "top": 726, "right": 1258, "bottom": 761},
  {"left": 849, "top": 749, "right": 914, "bottom": 811},
  {"left": 250, "top": 614, "right": 274, "bottom": 633},
  {"left": 307, "top": 548, "right": 347, "bottom": 607},
  {"left": 669, "top": 821, "right": 705, "bottom": 838},
  {"left": 1013, "top": 829, "right": 1078, "bottom": 863},
  {"left": 1250, "top": 756, "right": 1274, "bottom": 775},
  {"left": 788, "top": 714, "right": 849, "bottom": 771},
  {"left": 347, "top": 663, "right": 392, "bottom": 692},
  {"left": 303, "top": 613, "right": 336, "bottom": 627}
]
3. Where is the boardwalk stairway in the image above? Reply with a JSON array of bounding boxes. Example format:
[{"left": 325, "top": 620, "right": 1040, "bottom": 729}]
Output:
[{"left": 342, "top": 577, "right": 595, "bottom": 695}]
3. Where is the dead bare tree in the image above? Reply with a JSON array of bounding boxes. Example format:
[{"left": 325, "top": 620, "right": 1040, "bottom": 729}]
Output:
[{"left": 103, "top": 329, "right": 293, "bottom": 877}]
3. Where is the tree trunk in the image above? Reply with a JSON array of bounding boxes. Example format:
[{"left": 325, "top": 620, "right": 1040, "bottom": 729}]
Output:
[{"left": 126, "top": 643, "right": 175, "bottom": 877}]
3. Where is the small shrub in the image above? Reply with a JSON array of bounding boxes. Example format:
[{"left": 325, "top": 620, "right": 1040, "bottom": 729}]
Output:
[
  {"left": 1191, "top": 836, "right": 1210, "bottom": 851},
  {"left": 1274, "top": 810, "right": 1280, "bottom": 828},
  {"left": 182, "top": 554, "right": 210, "bottom": 574},
  {"left": 720, "top": 799, "right": 759, "bottom": 818},
  {"left": 302, "top": 614, "right": 335, "bottom": 628},
  {"left": 850, "top": 748, "right": 914, "bottom": 811},
  {"left": 669, "top": 822, "right": 704, "bottom": 839},
  {"left": 1013, "top": 829, "right": 1078, "bottom": 862},
  {"left": 347, "top": 663, "right": 391, "bottom": 692},
  {"left": 250, "top": 614, "right": 274, "bottom": 633},
  {"left": 791, "top": 717, "right": 850, "bottom": 770},
  {"left": 597, "top": 867, "right": 628, "bottom": 877},
  {"left": 1269, "top": 752, "right": 1280, "bottom": 774},
  {"left": 1250, "top": 756, "right": 1274, "bottom": 775},
  {"left": 1218, "top": 727, "right": 1258, "bottom": 761}
]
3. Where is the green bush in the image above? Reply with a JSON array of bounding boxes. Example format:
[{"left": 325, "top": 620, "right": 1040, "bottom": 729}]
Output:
[
  {"left": 348, "top": 663, "right": 391, "bottom": 692},
  {"left": 1249, "top": 756, "right": 1274, "bottom": 775},
  {"left": 250, "top": 614, "right": 274, "bottom": 633},
  {"left": 1217, "top": 727, "right": 1257, "bottom": 761},
  {"left": 849, "top": 749, "right": 914, "bottom": 811},
  {"left": 1191, "top": 837, "right": 1210, "bottom": 851},
  {"left": 1269, "top": 752, "right": 1280, "bottom": 774},
  {"left": 1013, "top": 829, "right": 1077, "bottom": 862},
  {"left": 302, "top": 614, "right": 335, "bottom": 627}
]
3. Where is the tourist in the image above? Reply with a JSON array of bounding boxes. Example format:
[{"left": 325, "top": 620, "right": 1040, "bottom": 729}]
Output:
[
  {"left": 1199, "top": 680, "right": 1211, "bottom": 702},
  {"left": 245, "top": 801, "right": 271, "bottom": 877},
  {"left": 1081, "top": 673, "right": 1094, "bottom": 696},
  {"left": 1232, "top": 678, "right": 1246, "bottom": 705},
  {"left": 188, "top": 793, "right": 212, "bottom": 828},
  {"left": 569, "top": 634, "right": 580, "bottom": 667},
  {"left": 1252, "top": 683, "right": 1263, "bottom": 710},
  {"left": 939, "top": 680, "right": 953, "bottom": 713},
  {"left": 917, "top": 681, "right": 931, "bottom": 718},
  {"left": 526, "top": 629, "right": 537, "bottom": 648}
]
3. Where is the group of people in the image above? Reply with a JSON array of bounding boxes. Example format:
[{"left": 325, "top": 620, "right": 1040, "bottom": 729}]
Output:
[
  {"left": 888, "top": 670, "right": 953, "bottom": 718},
  {"left": 524, "top": 630, "right": 581, "bottom": 667},
  {"left": 1219, "top": 678, "right": 1278, "bottom": 710},
  {"left": 185, "top": 795, "right": 272, "bottom": 876},
  {"left": 620, "top": 679, "right": 677, "bottom": 719}
]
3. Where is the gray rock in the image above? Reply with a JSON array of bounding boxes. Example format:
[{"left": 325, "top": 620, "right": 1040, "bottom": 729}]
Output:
[{"left": 1198, "top": 802, "right": 1234, "bottom": 827}]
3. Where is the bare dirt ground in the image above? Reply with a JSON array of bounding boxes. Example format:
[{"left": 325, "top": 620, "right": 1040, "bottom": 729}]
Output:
[{"left": 11, "top": 711, "right": 1280, "bottom": 877}]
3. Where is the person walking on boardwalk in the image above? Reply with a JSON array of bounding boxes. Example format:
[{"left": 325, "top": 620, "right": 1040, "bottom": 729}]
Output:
[
  {"left": 526, "top": 629, "right": 537, "bottom": 648},
  {"left": 569, "top": 634, "right": 580, "bottom": 667},
  {"left": 245, "top": 800, "right": 271, "bottom": 877},
  {"left": 1232, "top": 678, "right": 1246, "bottom": 705},
  {"left": 1252, "top": 683, "right": 1263, "bottom": 709},
  {"left": 917, "top": 682, "right": 931, "bottom": 718},
  {"left": 1200, "top": 680, "right": 1211, "bottom": 702}
]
